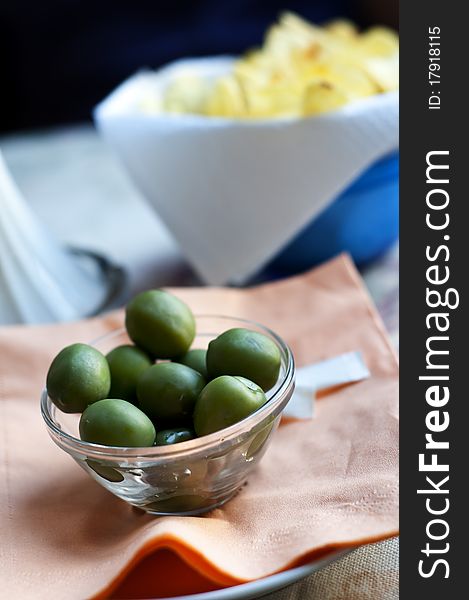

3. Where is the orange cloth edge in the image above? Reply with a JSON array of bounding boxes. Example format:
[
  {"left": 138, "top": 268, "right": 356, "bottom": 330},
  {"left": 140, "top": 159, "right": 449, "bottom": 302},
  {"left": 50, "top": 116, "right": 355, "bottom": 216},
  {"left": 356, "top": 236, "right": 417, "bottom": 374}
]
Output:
[{"left": 91, "top": 529, "right": 399, "bottom": 600}]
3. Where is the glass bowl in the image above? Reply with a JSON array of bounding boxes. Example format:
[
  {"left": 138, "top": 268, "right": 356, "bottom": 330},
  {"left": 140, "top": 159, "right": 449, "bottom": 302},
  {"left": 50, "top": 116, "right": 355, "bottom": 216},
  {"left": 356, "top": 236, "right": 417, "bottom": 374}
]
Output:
[{"left": 41, "top": 316, "right": 295, "bottom": 516}]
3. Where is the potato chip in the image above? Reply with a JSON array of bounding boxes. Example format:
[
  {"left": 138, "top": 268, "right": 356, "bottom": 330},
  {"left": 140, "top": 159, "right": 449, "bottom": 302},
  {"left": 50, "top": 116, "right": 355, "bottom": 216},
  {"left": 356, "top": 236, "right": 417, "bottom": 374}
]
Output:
[
  {"left": 317, "top": 62, "right": 378, "bottom": 98},
  {"left": 303, "top": 81, "right": 348, "bottom": 116},
  {"left": 364, "top": 55, "right": 399, "bottom": 91},
  {"left": 279, "top": 12, "right": 322, "bottom": 43},
  {"left": 359, "top": 27, "right": 399, "bottom": 57},
  {"left": 160, "top": 12, "right": 399, "bottom": 119},
  {"left": 245, "top": 82, "right": 302, "bottom": 117},
  {"left": 204, "top": 75, "right": 247, "bottom": 117},
  {"left": 163, "top": 74, "right": 210, "bottom": 114},
  {"left": 326, "top": 19, "right": 359, "bottom": 40}
]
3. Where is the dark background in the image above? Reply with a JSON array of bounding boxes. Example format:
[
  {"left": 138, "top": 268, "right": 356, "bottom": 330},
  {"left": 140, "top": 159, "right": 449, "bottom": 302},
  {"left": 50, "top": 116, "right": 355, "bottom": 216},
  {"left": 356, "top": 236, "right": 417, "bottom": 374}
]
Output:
[{"left": 0, "top": 0, "right": 397, "bottom": 133}]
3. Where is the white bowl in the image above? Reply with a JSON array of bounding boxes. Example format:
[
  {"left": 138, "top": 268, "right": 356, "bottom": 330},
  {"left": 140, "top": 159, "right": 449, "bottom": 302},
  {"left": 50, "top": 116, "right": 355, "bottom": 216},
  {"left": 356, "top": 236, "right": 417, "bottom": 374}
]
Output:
[{"left": 94, "top": 57, "right": 398, "bottom": 284}]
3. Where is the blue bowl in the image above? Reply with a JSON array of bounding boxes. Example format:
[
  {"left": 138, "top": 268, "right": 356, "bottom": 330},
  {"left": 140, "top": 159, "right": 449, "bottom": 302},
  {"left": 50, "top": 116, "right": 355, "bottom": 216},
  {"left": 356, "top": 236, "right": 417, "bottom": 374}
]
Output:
[{"left": 267, "top": 152, "right": 399, "bottom": 274}]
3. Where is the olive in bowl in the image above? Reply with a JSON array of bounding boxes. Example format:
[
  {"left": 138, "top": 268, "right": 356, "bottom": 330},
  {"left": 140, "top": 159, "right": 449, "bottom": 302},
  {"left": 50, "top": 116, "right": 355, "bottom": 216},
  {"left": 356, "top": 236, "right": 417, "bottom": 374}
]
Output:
[
  {"left": 41, "top": 315, "right": 294, "bottom": 516},
  {"left": 206, "top": 328, "right": 281, "bottom": 391},
  {"left": 125, "top": 289, "right": 195, "bottom": 358},
  {"left": 137, "top": 362, "right": 205, "bottom": 423}
]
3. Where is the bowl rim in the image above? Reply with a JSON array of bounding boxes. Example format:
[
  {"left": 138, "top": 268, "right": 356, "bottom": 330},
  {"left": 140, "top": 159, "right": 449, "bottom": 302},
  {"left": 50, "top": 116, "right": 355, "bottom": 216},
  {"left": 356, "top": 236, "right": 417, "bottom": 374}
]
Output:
[
  {"left": 41, "top": 315, "right": 295, "bottom": 460},
  {"left": 94, "top": 56, "right": 399, "bottom": 128}
]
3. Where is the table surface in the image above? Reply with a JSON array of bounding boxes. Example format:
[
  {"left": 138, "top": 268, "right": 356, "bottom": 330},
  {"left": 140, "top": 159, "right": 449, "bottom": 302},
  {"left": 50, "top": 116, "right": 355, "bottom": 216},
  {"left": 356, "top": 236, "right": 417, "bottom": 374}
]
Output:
[
  {"left": 0, "top": 124, "right": 399, "bottom": 340},
  {"left": 0, "top": 124, "right": 399, "bottom": 599}
]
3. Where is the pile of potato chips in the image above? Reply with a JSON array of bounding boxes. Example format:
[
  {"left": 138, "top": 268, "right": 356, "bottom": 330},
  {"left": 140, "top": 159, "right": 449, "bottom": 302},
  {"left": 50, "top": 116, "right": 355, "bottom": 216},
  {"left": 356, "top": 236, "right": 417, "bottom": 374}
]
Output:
[{"left": 159, "top": 12, "right": 399, "bottom": 118}]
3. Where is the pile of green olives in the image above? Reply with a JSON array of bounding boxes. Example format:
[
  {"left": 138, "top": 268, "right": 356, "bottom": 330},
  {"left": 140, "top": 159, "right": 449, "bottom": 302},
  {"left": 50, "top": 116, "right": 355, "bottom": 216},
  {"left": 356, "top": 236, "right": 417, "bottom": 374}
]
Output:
[{"left": 46, "top": 290, "right": 281, "bottom": 448}]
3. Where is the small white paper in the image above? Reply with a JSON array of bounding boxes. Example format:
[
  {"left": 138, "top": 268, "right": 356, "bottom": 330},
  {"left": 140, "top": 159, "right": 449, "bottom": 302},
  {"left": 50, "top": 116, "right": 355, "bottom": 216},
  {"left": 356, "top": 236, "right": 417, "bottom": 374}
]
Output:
[
  {"left": 283, "top": 351, "right": 370, "bottom": 420},
  {"left": 94, "top": 57, "right": 399, "bottom": 285}
]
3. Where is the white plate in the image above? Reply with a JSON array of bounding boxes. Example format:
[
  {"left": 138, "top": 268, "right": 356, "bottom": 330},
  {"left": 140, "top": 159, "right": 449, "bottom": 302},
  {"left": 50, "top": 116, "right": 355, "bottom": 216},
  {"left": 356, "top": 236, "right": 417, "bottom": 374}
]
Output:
[{"left": 153, "top": 550, "right": 351, "bottom": 600}]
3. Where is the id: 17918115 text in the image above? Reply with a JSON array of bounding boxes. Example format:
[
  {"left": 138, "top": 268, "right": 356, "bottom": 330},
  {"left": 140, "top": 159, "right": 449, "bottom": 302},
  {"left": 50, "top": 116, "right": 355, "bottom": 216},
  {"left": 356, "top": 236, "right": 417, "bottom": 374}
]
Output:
[{"left": 428, "top": 27, "right": 441, "bottom": 110}]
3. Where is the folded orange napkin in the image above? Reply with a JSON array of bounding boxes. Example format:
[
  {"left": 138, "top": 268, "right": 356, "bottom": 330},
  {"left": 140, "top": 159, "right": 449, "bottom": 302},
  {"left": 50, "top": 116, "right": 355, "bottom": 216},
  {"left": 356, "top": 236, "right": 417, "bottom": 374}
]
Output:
[{"left": 0, "top": 255, "right": 398, "bottom": 600}]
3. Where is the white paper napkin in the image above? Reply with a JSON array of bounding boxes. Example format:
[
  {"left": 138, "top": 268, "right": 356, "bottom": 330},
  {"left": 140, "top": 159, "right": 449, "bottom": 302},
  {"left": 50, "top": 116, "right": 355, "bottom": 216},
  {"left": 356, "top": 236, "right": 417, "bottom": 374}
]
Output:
[
  {"left": 95, "top": 57, "right": 399, "bottom": 285},
  {"left": 283, "top": 351, "right": 370, "bottom": 420}
]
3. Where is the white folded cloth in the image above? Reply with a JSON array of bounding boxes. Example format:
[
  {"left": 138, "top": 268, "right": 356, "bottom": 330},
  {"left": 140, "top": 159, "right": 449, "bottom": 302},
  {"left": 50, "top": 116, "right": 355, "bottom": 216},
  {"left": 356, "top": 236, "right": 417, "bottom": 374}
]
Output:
[{"left": 0, "top": 151, "right": 108, "bottom": 324}]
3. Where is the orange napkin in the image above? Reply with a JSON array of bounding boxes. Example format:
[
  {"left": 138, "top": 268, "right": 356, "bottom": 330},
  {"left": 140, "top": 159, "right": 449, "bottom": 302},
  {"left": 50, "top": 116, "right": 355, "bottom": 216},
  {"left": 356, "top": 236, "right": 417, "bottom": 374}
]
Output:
[{"left": 0, "top": 255, "right": 398, "bottom": 600}]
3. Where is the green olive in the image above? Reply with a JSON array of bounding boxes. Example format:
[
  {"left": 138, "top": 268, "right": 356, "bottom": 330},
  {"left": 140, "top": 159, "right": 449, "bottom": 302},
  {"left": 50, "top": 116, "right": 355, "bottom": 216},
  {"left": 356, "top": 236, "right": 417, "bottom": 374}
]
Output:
[
  {"left": 106, "top": 345, "right": 152, "bottom": 404},
  {"left": 79, "top": 398, "right": 156, "bottom": 447},
  {"left": 246, "top": 421, "right": 275, "bottom": 459},
  {"left": 155, "top": 428, "right": 195, "bottom": 446},
  {"left": 145, "top": 460, "right": 207, "bottom": 487},
  {"left": 175, "top": 349, "right": 208, "bottom": 379},
  {"left": 85, "top": 459, "right": 125, "bottom": 482},
  {"left": 125, "top": 290, "right": 195, "bottom": 359},
  {"left": 137, "top": 362, "right": 205, "bottom": 422},
  {"left": 193, "top": 375, "right": 267, "bottom": 436},
  {"left": 206, "top": 328, "right": 281, "bottom": 391},
  {"left": 46, "top": 343, "right": 111, "bottom": 413}
]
